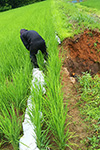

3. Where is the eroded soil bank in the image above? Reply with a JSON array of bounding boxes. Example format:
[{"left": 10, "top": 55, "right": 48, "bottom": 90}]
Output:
[
  {"left": 60, "top": 29, "right": 100, "bottom": 149},
  {"left": 61, "top": 29, "right": 100, "bottom": 77}
]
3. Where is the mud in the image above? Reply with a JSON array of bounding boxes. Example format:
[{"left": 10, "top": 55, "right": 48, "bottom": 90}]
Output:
[{"left": 61, "top": 29, "right": 100, "bottom": 77}]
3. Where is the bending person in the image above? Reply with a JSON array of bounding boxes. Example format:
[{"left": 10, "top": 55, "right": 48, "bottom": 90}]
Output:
[{"left": 20, "top": 29, "right": 48, "bottom": 68}]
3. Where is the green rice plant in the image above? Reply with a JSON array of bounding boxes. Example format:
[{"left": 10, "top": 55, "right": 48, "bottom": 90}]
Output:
[
  {"left": 0, "top": 103, "right": 23, "bottom": 150},
  {"left": 41, "top": 44, "right": 72, "bottom": 149},
  {"left": 28, "top": 81, "right": 51, "bottom": 150},
  {"left": 43, "top": 91, "right": 71, "bottom": 150},
  {"left": 0, "top": 0, "right": 70, "bottom": 149},
  {"left": 0, "top": 67, "right": 32, "bottom": 111},
  {"left": 37, "top": 50, "right": 46, "bottom": 72},
  {"left": 27, "top": 1, "right": 71, "bottom": 147}
]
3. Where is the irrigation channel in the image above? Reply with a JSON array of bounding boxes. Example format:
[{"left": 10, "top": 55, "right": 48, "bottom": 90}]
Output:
[
  {"left": 19, "top": 34, "right": 61, "bottom": 150},
  {"left": 19, "top": 68, "right": 45, "bottom": 150}
]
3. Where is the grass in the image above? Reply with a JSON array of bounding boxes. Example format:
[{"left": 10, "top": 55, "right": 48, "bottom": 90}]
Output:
[
  {"left": 80, "top": 0, "right": 100, "bottom": 10},
  {"left": 51, "top": 0, "right": 100, "bottom": 41},
  {"left": 42, "top": 50, "right": 71, "bottom": 149},
  {"left": 0, "top": 0, "right": 70, "bottom": 149},
  {"left": 78, "top": 73, "right": 100, "bottom": 149},
  {"left": 0, "top": 104, "right": 22, "bottom": 150}
]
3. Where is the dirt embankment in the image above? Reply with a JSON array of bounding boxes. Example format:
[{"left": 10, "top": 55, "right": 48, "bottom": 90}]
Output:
[
  {"left": 60, "top": 29, "right": 100, "bottom": 149},
  {"left": 61, "top": 29, "right": 100, "bottom": 77}
]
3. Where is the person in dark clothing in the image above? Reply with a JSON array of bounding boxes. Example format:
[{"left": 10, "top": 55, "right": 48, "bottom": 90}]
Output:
[{"left": 20, "top": 29, "right": 48, "bottom": 68}]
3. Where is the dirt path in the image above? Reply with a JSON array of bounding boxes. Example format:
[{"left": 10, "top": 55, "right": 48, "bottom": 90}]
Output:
[{"left": 61, "top": 67, "right": 90, "bottom": 149}]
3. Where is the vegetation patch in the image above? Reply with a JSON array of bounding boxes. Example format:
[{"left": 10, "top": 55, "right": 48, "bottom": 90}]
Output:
[
  {"left": 80, "top": 0, "right": 100, "bottom": 11},
  {"left": 78, "top": 73, "right": 100, "bottom": 149},
  {"left": 51, "top": 0, "right": 100, "bottom": 41}
]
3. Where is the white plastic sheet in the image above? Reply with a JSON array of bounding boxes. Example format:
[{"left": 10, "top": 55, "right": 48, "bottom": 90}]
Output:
[
  {"left": 55, "top": 32, "right": 61, "bottom": 44},
  {"left": 19, "top": 68, "right": 46, "bottom": 150},
  {"left": 31, "top": 68, "right": 46, "bottom": 94}
]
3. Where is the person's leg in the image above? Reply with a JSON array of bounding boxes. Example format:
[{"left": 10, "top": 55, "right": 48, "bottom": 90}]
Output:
[
  {"left": 40, "top": 42, "right": 48, "bottom": 61},
  {"left": 30, "top": 54, "right": 39, "bottom": 68},
  {"left": 30, "top": 45, "right": 39, "bottom": 68}
]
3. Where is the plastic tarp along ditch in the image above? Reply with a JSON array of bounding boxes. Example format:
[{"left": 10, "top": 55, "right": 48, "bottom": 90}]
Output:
[
  {"left": 19, "top": 68, "right": 46, "bottom": 150},
  {"left": 19, "top": 33, "right": 61, "bottom": 150}
]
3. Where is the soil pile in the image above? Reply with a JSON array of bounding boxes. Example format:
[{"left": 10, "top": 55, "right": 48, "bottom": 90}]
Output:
[{"left": 61, "top": 29, "right": 100, "bottom": 76}]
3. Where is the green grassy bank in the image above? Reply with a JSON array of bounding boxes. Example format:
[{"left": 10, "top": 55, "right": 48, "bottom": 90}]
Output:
[
  {"left": 80, "top": 0, "right": 100, "bottom": 10},
  {"left": 51, "top": 0, "right": 100, "bottom": 41}
]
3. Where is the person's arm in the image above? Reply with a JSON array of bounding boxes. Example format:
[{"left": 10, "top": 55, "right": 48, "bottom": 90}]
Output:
[{"left": 20, "top": 34, "right": 29, "bottom": 50}]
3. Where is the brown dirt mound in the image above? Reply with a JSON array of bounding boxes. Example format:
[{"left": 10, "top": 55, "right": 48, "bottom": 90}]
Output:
[{"left": 61, "top": 29, "right": 100, "bottom": 77}]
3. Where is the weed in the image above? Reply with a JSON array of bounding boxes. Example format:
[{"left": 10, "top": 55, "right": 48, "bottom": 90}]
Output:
[
  {"left": 79, "top": 72, "right": 100, "bottom": 149},
  {"left": 97, "top": 49, "right": 100, "bottom": 53},
  {"left": 94, "top": 42, "right": 97, "bottom": 47},
  {"left": 96, "top": 40, "right": 98, "bottom": 43},
  {"left": 81, "top": 0, "right": 100, "bottom": 11},
  {"left": 88, "top": 135, "right": 99, "bottom": 149},
  {"left": 88, "top": 32, "right": 93, "bottom": 37}
]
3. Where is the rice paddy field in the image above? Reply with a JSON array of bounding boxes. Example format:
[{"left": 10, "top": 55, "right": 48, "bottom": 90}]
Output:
[
  {"left": 0, "top": 0, "right": 67, "bottom": 149},
  {"left": 0, "top": 0, "right": 100, "bottom": 149}
]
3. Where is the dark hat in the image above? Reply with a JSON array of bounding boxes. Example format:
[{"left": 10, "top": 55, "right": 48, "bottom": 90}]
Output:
[{"left": 20, "top": 29, "right": 28, "bottom": 35}]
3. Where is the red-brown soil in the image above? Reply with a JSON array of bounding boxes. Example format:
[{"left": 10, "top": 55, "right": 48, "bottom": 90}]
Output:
[
  {"left": 60, "top": 29, "right": 100, "bottom": 149},
  {"left": 61, "top": 29, "right": 100, "bottom": 77}
]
